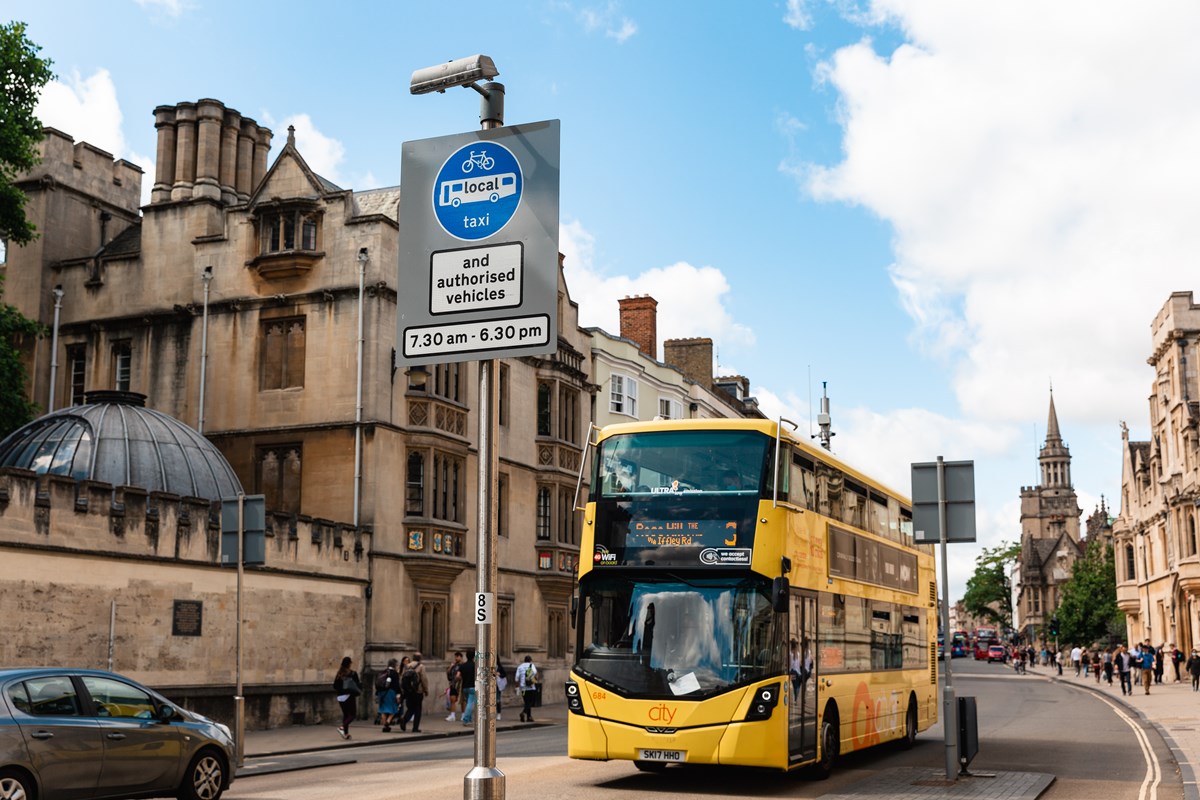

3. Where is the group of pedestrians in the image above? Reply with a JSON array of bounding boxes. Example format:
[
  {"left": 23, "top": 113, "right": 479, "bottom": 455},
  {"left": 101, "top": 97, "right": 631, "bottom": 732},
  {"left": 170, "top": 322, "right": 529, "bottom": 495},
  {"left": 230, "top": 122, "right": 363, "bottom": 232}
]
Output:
[
  {"left": 332, "top": 653, "right": 430, "bottom": 739},
  {"left": 331, "top": 651, "right": 541, "bottom": 739},
  {"left": 1052, "top": 640, "right": 1200, "bottom": 697}
]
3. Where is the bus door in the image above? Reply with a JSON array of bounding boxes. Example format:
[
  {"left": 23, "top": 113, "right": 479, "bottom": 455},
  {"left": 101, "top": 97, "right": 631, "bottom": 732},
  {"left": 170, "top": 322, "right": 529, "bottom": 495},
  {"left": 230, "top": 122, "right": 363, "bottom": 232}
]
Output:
[{"left": 787, "top": 590, "right": 818, "bottom": 764}]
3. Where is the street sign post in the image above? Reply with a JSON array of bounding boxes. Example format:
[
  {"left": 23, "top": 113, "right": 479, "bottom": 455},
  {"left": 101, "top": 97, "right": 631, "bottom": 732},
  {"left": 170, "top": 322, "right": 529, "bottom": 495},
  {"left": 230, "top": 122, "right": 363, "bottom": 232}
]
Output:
[{"left": 396, "top": 121, "right": 560, "bottom": 366}]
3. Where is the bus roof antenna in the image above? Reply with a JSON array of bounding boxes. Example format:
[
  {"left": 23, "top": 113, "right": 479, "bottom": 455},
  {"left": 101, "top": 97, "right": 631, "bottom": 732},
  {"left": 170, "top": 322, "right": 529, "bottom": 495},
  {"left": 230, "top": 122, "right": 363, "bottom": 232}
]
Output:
[{"left": 813, "top": 381, "right": 835, "bottom": 451}]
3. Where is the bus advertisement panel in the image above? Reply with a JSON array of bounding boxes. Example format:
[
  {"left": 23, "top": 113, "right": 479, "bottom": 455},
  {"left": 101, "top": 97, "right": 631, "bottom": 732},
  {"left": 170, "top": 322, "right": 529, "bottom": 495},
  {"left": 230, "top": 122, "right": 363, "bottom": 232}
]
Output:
[{"left": 566, "top": 419, "right": 938, "bottom": 777}]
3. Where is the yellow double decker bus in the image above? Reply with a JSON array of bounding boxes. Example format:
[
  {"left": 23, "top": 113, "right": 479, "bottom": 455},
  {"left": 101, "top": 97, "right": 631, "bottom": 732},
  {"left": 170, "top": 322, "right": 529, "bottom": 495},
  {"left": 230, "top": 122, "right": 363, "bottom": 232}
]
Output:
[{"left": 565, "top": 419, "right": 938, "bottom": 776}]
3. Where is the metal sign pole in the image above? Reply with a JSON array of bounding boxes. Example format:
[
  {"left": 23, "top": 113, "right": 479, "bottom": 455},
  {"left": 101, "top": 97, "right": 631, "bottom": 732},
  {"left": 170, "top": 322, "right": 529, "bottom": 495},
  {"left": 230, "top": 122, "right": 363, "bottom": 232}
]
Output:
[
  {"left": 938, "top": 457, "right": 957, "bottom": 781},
  {"left": 465, "top": 85, "right": 506, "bottom": 800}
]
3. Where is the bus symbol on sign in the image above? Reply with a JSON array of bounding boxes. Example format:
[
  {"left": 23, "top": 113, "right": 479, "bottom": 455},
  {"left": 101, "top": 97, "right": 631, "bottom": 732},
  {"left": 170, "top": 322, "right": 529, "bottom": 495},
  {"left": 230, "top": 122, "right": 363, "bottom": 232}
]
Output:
[{"left": 433, "top": 142, "right": 523, "bottom": 242}]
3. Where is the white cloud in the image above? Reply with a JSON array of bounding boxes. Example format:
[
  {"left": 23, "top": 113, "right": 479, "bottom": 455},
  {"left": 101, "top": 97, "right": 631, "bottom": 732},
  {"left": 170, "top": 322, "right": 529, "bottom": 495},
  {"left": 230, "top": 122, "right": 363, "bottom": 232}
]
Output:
[
  {"left": 275, "top": 114, "right": 348, "bottom": 187},
  {"left": 34, "top": 69, "right": 154, "bottom": 206},
  {"left": 560, "top": 217, "right": 754, "bottom": 353},
  {"left": 797, "top": 2, "right": 1200, "bottom": 431},
  {"left": 784, "top": 0, "right": 814, "bottom": 30},
  {"left": 577, "top": 2, "right": 638, "bottom": 43},
  {"left": 134, "top": 0, "right": 191, "bottom": 20}
]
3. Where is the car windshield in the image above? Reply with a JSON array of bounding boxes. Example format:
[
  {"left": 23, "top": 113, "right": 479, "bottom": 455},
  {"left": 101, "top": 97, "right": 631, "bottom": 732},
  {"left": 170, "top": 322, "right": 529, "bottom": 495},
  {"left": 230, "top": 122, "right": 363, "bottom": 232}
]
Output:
[{"left": 576, "top": 574, "right": 783, "bottom": 700}]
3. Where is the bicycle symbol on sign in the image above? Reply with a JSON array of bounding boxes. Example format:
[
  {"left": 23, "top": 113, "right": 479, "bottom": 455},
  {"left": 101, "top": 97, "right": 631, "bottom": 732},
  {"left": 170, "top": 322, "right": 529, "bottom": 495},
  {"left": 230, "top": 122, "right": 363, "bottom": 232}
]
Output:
[{"left": 461, "top": 150, "right": 495, "bottom": 173}]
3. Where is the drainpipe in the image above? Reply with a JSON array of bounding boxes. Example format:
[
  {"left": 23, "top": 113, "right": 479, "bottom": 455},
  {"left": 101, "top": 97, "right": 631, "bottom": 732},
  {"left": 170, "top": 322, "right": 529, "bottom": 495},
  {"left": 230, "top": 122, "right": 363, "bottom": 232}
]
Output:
[
  {"left": 198, "top": 267, "right": 213, "bottom": 433},
  {"left": 48, "top": 285, "right": 64, "bottom": 411},
  {"left": 354, "top": 248, "right": 367, "bottom": 526}
]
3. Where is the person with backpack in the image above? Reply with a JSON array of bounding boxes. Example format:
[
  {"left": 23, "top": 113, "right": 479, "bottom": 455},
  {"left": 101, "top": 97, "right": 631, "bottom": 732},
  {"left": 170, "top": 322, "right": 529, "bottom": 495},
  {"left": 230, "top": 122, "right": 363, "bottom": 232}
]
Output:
[
  {"left": 377, "top": 658, "right": 401, "bottom": 732},
  {"left": 399, "top": 652, "right": 429, "bottom": 732},
  {"left": 516, "top": 655, "right": 538, "bottom": 723}
]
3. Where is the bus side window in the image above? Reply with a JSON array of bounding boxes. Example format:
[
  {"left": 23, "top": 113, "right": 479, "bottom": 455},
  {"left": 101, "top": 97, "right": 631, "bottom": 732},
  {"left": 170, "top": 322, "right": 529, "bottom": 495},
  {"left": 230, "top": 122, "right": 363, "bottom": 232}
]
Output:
[{"left": 791, "top": 453, "right": 816, "bottom": 511}]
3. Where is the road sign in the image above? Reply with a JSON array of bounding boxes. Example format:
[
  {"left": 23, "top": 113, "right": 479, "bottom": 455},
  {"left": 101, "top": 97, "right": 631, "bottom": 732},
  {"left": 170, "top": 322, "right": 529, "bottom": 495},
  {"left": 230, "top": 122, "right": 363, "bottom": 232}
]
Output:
[
  {"left": 911, "top": 460, "right": 977, "bottom": 543},
  {"left": 397, "top": 120, "right": 559, "bottom": 366}
]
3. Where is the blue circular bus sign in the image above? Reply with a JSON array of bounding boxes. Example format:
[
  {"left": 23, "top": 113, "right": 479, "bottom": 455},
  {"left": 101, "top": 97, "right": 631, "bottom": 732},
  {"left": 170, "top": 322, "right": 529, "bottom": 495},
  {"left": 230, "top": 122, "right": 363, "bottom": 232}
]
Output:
[{"left": 432, "top": 141, "right": 523, "bottom": 241}]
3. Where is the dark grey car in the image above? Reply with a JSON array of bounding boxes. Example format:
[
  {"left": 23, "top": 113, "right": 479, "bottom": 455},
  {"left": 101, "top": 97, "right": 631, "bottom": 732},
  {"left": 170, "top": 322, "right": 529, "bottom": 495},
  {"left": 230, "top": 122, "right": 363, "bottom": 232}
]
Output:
[{"left": 0, "top": 668, "right": 235, "bottom": 800}]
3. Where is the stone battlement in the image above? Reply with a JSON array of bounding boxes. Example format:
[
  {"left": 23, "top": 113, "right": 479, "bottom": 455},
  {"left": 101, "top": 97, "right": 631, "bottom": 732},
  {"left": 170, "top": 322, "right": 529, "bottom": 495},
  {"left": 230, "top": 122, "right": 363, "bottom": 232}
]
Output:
[{"left": 0, "top": 467, "right": 369, "bottom": 578}]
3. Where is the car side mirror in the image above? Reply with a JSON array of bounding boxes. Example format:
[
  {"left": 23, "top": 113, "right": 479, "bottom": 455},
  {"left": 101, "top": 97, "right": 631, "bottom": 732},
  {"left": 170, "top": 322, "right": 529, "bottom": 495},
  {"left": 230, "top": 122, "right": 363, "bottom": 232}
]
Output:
[{"left": 157, "top": 705, "right": 178, "bottom": 723}]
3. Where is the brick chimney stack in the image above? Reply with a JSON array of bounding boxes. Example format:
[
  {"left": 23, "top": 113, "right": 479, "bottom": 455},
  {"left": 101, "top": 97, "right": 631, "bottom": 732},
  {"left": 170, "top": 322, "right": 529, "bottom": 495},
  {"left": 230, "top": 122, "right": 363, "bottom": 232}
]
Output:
[
  {"left": 619, "top": 295, "right": 658, "bottom": 360},
  {"left": 663, "top": 338, "right": 714, "bottom": 387}
]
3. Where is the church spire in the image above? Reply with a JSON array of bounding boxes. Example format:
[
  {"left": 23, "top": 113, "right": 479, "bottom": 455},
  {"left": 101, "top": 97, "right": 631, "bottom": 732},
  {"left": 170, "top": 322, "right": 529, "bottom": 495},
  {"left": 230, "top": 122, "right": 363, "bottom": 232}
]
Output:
[
  {"left": 1039, "top": 388, "right": 1071, "bottom": 488},
  {"left": 1046, "top": 387, "right": 1062, "bottom": 446}
]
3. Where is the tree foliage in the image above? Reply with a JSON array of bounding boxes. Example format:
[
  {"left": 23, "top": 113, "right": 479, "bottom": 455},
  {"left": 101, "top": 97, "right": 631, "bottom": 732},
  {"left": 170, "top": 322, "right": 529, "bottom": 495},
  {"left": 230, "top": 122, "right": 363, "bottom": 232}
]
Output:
[
  {"left": 961, "top": 542, "right": 1020, "bottom": 629},
  {"left": 0, "top": 303, "right": 41, "bottom": 438},
  {"left": 1056, "top": 541, "right": 1123, "bottom": 647},
  {"left": 0, "top": 20, "right": 54, "bottom": 246}
]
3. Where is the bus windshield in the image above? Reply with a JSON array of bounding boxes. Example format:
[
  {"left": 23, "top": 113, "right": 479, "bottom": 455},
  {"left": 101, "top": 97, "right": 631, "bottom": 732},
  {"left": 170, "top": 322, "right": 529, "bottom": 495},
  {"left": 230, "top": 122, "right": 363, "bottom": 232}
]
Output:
[
  {"left": 576, "top": 574, "right": 784, "bottom": 700},
  {"left": 593, "top": 429, "right": 771, "bottom": 498}
]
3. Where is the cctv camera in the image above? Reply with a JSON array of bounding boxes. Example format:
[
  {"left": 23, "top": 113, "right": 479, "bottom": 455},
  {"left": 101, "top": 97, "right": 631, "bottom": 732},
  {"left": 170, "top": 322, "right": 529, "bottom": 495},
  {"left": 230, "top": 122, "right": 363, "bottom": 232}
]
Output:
[{"left": 410, "top": 55, "right": 498, "bottom": 95}]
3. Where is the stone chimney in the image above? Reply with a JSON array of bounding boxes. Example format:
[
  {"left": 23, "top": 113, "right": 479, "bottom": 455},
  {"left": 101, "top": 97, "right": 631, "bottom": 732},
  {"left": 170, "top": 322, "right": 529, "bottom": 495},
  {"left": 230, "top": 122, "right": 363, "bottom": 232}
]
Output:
[
  {"left": 619, "top": 295, "right": 658, "bottom": 359},
  {"left": 663, "top": 338, "right": 714, "bottom": 386},
  {"left": 151, "top": 99, "right": 272, "bottom": 205}
]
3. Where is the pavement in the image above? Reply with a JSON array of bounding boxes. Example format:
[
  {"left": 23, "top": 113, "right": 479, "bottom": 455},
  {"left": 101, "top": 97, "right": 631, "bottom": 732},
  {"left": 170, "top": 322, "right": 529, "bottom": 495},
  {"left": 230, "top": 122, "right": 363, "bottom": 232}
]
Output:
[{"left": 234, "top": 667, "right": 1200, "bottom": 799}]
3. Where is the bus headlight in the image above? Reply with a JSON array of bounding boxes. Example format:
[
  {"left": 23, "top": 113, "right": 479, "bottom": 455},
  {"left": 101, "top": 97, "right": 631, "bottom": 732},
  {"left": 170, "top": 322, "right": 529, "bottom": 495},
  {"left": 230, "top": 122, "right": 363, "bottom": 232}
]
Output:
[
  {"left": 565, "top": 680, "right": 585, "bottom": 715},
  {"left": 743, "top": 683, "right": 780, "bottom": 721}
]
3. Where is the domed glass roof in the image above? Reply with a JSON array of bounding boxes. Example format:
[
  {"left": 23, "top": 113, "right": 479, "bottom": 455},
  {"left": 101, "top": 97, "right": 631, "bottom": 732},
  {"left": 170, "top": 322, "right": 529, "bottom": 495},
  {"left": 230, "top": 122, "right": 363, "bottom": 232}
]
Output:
[{"left": 0, "top": 391, "right": 242, "bottom": 500}]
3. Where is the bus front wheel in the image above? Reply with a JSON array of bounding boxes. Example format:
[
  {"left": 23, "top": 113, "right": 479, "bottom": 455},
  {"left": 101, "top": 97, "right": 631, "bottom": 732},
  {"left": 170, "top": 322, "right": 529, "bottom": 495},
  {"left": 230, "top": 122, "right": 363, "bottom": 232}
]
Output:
[{"left": 811, "top": 709, "right": 839, "bottom": 780}]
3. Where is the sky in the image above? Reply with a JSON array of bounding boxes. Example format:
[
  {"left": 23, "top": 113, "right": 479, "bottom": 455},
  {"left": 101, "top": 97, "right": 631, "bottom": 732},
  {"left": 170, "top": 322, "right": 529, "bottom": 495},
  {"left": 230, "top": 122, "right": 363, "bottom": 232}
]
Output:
[{"left": 11, "top": 0, "right": 1200, "bottom": 605}]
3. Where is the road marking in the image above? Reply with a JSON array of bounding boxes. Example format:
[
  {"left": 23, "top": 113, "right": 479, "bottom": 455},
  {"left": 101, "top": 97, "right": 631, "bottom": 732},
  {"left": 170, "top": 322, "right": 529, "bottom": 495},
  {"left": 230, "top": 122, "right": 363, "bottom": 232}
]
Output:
[{"left": 1086, "top": 691, "right": 1161, "bottom": 800}]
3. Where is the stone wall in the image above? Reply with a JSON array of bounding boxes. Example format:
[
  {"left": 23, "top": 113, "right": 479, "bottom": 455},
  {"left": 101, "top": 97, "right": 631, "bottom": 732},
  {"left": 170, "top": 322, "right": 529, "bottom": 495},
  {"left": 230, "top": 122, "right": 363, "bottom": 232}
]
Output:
[{"left": 0, "top": 467, "right": 369, "bottom": 729}]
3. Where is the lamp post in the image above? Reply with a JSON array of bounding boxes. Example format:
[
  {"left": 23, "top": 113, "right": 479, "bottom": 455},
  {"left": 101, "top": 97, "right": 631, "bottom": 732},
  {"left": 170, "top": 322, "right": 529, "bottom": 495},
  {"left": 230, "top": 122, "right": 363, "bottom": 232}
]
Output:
[
  {"left": 198, "top": 267, "right": 213, "bottom": 433},
  {"left": 410, "top": 54, "right": 505, "bottom": 800}
]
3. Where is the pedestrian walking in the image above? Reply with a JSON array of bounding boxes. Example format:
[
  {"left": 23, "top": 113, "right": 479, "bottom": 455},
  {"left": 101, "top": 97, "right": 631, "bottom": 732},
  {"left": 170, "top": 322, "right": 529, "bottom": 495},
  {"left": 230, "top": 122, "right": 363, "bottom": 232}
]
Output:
[
  {"left": 516, "top": 655, "right": 539, "bottom": 722},
  {"left": 333, "top": 655, "right": 361, "bottom": 739},
  {"left": 1187, "top": 649, "right": 1200, "bottom": 692},
  {"left": 1172, "top": 645, "right": 1184, "bottom": 682},
  {"left": 1141, "top": 640, "right": 1156, "bottom": 694},
  {"left": 400, "top": 652, "right": 429, "bottom": 732},
  {"left": 445, "top": 651, "right": 464, "bottom": 721},
  {"left": 1115, "top": 645, "right": 1134, "bottom": 696},
  {"left": 377, "top": 658, "right": 401, "bottom": 732},
  {"left": 1091, "top": 650, "right": 1101, "bottom": 683},
  {"left": 1071, "top": 645, "right": 1082, "bottom": 677},
  {"left": 460, "top": 649, "right": 478, "bottom": 726},
  {"left": 1103, "top": 648, "right": 1114, "bottom": 685}
]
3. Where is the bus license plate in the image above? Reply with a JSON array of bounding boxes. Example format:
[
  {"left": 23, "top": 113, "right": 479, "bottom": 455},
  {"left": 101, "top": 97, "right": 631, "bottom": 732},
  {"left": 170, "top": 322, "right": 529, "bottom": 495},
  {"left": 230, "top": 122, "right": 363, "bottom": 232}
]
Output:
[{"left": 638, "top": 749, "right": 686, "bottom": 763}]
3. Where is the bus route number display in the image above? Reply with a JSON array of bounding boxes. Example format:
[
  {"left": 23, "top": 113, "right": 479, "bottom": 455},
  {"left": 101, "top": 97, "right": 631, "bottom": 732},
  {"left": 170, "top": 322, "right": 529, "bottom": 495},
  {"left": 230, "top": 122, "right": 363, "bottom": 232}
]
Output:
[{"left": 594, "top": 518, "right": 754, "bottom": 567}]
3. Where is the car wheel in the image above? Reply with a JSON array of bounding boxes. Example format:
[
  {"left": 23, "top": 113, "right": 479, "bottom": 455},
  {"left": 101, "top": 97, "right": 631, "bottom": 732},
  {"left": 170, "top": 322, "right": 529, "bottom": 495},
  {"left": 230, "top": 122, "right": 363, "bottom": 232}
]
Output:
[
  {"left": 633, "top": 760, "right": 668, "bottom": 772},
  {"left": 177, "top": 749, "right": 226, "bottom": 800},
  {"left": 0, "top": 768, "right": 35, "bottom": 800},
  {"left": 900, "top": 698, "right": 918, "bottom": 750}
]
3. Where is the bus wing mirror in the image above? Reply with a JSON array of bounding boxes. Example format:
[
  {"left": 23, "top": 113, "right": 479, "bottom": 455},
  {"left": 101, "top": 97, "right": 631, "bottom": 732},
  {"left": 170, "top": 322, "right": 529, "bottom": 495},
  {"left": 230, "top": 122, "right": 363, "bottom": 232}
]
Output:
[
  {"left": 570, "top": 595, "right": 578, "bottom": 628},
  {"left": 771, "top": 577, "right": 789, "bottom": 613}
]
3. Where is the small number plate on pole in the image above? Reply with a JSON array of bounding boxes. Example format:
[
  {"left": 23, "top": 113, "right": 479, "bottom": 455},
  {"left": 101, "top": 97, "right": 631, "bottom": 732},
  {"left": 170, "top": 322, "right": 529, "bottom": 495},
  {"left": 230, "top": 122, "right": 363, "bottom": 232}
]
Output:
[{"left": 475, "top": 592, "right": 494, "bottom": 624}]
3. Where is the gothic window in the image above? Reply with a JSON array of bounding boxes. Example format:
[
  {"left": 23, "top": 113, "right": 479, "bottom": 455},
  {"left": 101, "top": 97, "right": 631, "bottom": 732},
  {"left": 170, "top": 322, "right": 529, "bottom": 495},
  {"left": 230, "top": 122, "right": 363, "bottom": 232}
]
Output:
[
  {"left": 1190, "top": 515, "right": 1197, "bottom": 557},
  {"left": 431, "top": 452, "right": 463, "bottom": 523},
  {"left": 559, "top": 387, "right": 578, "bottom": 444},
  {"left": 260, "top": 208, "right": 320, "bottom": 254},
  {"left": 536, "top": 486, "right": 551, "bottom": 540},
  {"left": 537, "top": 382, "right": 552, "bottom": 436},
  {"left": 432, "top": 363, "right": 463, "bottom": 402},
  {"left": 260, "top": 318, "right": 306, "bottom": 390},
  {"left": 1125, "top": 544, "right": 1136, "bottom": 581},
  {"left": 558, "top": 488, "right": 577, "bottom": 544},
  {"left": 111, "top": 341, "right": 131, "bottom": 392},
  {"left": 418, "top": 594, "right": 448, "bottom": 657},
  {"left": 498, "top": 363, "right": 509, "bottom": 426},
  {"left": 497, "top": 473, "right": 508, "bottom": 537},
  {"left": 548, "top": 607, "right": 568, "bottom": 659},
  {"left": 257, "top": 444, "right": 302, "bottom": 514},
  {"left": 406, "top": 452, "right": 425, "bottom": 516}
]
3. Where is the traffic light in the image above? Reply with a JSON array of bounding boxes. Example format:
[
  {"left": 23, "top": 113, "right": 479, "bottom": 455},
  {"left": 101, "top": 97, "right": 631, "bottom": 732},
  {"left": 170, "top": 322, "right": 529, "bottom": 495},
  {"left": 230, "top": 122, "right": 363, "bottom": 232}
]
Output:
[{"left": 1049, "top": 617, "right": 1059, "bottom": 637}]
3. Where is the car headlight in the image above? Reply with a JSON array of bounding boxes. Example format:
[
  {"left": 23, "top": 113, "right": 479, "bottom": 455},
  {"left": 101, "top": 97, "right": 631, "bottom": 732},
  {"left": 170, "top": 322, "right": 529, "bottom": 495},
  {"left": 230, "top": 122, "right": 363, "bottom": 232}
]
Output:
[{"left": 215, "top": 722, "right": 233, "bottom": 741}]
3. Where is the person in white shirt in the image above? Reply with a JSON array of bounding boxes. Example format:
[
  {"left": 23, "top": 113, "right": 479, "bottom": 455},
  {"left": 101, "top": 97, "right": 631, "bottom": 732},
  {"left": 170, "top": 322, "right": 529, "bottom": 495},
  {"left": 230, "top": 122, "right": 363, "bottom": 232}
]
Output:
[{"left": 1070, "top": 645, "right": 1082, "bottom": 676}]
